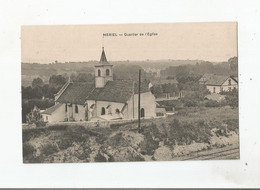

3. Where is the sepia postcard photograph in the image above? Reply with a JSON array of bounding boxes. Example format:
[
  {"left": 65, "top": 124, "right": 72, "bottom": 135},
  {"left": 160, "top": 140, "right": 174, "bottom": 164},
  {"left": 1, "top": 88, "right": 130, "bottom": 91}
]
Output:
[{"left": 21, "top": 22, "right": 239, "bottom": 163}]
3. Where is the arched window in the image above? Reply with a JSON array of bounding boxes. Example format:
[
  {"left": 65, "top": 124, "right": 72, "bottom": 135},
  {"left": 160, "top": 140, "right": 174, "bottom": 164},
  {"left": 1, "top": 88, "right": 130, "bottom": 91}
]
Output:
[
  {"left": 106, "top": 69, "right": 110, "bottom": 76},
  {"left": 98, "top": 69, "right": 101, "bottom": 77},
  {"left": 75, "top": 105, "right": 78, "bottom": 114},
  {"left": 101, "top": 107, "right": 105, "bottom": 115},
  {"left": 228, "top": 79, "right": 231, "bottom": 85},
  {"left": 115, "top": 108, "right": 120, "bottom": 114},
  {"left": 141, "top": 108, "right": 145, "bottom": 118}
]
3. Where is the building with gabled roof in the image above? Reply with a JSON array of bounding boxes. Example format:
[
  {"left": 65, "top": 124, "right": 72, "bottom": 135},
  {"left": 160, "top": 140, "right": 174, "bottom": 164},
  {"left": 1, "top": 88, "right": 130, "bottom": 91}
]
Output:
[
  {"left": 42, "top": 47, "right": 156, "bottom": 123},
  {"left": 199, "top": 73, "right": 238, "bottom": 94}
]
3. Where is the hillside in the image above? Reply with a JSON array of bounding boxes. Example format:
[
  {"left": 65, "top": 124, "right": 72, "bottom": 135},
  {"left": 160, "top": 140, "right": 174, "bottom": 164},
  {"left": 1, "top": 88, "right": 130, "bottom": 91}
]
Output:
[{"left": 23, "top": 107, "right": 239, "bottom": 163}]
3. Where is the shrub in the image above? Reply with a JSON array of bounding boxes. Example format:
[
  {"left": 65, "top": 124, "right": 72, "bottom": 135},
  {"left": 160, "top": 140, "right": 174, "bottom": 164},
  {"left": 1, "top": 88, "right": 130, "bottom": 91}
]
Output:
[
  {"left": 166, "top": 119, "right": 212, "bottom": 146},
  {"left": 56, "top": 126, "right": 90, "bottom": 150},
  {"left": 48, "top": 124, "right": 68, "bottom": 131},
  {"left": 205, "top": 100, "right": 220, "bottom": 107},
  {"left": 140, "top": 132, "right": 159, "bottom": 155},
  {"left": 41, "top": 143, "right": 59, "bottom": 156},
  {"left": 107, "top": 132, "right": 129, "bottom": 148},
  {"left": 26, "top": 106, "right": 46, "bottom": 127},
  {"left": 94, "top": 151, "right": 107, "bottom": 162},
  {"left": 182, "top": 98, "right": 198, "bottom": 107},
  {"left": 22, "top": 128, "right": 49, "bottom": 143},
  {"left": 23, "top": 143, "right": 35, "bottom": 157}
]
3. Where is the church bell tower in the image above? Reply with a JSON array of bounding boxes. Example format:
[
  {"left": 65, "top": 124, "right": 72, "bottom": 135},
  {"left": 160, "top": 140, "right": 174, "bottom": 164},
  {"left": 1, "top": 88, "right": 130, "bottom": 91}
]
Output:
[{"left": 94, "top": 47, "right": 113, "bottom": 88}]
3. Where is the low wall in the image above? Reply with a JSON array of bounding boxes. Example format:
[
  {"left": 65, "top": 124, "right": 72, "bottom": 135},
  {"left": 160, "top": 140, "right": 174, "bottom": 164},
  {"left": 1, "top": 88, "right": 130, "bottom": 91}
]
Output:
[{"left": 46, "top": 116, "right": 165, "bottom": 129}]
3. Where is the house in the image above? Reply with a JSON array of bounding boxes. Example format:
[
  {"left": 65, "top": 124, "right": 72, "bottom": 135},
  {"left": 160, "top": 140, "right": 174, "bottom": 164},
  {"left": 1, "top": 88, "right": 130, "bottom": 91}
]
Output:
[
  {"left": 199, "top": 73, "right": 238, "bottom": 93},
  {"left": 42, "top": 47, "right": 156, "bottom": 123}
]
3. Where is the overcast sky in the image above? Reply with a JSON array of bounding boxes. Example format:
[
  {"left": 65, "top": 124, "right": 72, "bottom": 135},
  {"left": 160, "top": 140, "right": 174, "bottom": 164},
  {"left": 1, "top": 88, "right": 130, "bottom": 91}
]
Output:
[{"left": 21, "top": 22, "right": 237, "bottom": 64}]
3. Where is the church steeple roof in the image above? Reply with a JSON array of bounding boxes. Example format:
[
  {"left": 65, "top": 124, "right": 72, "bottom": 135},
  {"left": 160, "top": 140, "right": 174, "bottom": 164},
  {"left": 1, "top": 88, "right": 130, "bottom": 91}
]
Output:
[{"left": 99, "top": 47, "right": 108, "bottom": 64}]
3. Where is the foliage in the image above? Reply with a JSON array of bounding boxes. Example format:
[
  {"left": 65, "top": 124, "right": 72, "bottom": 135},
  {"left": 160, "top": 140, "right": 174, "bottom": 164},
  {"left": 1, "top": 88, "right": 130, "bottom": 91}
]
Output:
[
  {"left": 56, "top": 126, "right": 90, "bottom": 150},
  {"left": 26, "top": 106, "right": 46, "bottom": 127},
  {"left": 205, "top": 100, "right": 221, "bottom": 107},
  {"left": 161, "top": 57, "right": 238, "bottom": 79},
  {"left": 140, "top": 124, "right": 161, "bottom": 155},
  {"left": 41, "top": 143, "right": 59, "bottom": 156},
  {"left": 22, "top": 99, "right": 54, "bottom": 123},
  {"left": 166, "top": 119, "right": 212, "bottom": 146},
  {"left": 94, "top": 151, "right": 107, "bottom": 162},
  {"left": 70, "top": 73, "right": 94, "bottom": 82},
  {"left": 22, "top": 85, "right": 59, "bottom": 99},
  {"left": 48, "top": 124, "right": 69, "bottom": 131},
  {"left": 49, "top": 74, "right": 67, "bottom": 89},
  {"left": 113, "top": 64, "right": 148, "bottom": 81},
  {"left": 32, "top": 77, "right": 44, "bottom": 88},
  {"left": 224, "top": 88, "right": 238, "bottom": 107},
  {"left": 23, "top": 143, "right": 35, "bottom": 157},
  {"left": 107, "top": 132, "right": 129, "bottom": 148},
  {"left": 22, "top": 128, "right": 49, "bottom": 143}
]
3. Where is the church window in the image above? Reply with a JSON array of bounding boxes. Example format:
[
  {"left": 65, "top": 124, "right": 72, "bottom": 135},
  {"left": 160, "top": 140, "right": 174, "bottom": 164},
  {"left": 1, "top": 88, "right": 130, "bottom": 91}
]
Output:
[
  {"left": 115, "top": 108, "right": 120, "bottom": 114},
  {"left": 228, "top": 79, "right": 231, "bottom": 85},
  {"left": 141, "top": 108, "right": 145, "bottom": 118},
  {"left": 98, "top": 69, "right": 101, "bottom": 76},
  {"left": 213, "top": 87, "right": 216, "bottom": 93},
  {"left": 101, "top": 107, "right": 105, "bottom": 115},
  {"left": 106, "top": 69, "right": 110, "bottom": 76},
  {"left": 75, "top": 105, "right": 78, "bottom": 114},
  {"left": 65, "top": 104, "right": 67, "bottom": 112}
]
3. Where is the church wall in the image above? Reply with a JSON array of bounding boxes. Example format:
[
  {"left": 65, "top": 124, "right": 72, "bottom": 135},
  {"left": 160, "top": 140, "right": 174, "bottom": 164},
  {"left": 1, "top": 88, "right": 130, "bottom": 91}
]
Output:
[
  {"left": 71, "top": 104, "right": 85, "bottom": 121},
  {"left": 42, "top": 103, "right": 67, "bottom": 123},
  {"left": 85, "top": 100, "right": 96, "bottom": 120},
  {"left": 95, "top": 101, "right": 125, "bottom": 117},
  {"left": 126, "top": 91, "right": 156, "bottom": 119}
]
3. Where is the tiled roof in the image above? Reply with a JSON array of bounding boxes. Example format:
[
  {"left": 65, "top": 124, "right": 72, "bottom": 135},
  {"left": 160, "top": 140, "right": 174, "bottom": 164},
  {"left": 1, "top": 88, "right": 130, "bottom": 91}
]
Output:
[
  {"left": 199, "top": 73, "right": 215, "bottom": 82},
  {"left": 42, "top": 103, "right": 63, "bottom": 115},
  {"left": 56, "top": 82, "right": 95, "bottom": 105},
  {"left": 56, "top": 80, "right": 150, "bottom": 105},
  {"left": 205, "top": 75, "right": 230, "bottom": 86},
  {"left": 86, "top": 80, "right": 150, "bottom": 103}
]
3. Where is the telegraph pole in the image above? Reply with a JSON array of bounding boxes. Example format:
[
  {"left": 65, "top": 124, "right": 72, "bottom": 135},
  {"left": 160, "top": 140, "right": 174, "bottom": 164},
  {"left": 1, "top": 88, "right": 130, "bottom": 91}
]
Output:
[{"left": 138, "top": 69, "right": 141, "bottom": 133}]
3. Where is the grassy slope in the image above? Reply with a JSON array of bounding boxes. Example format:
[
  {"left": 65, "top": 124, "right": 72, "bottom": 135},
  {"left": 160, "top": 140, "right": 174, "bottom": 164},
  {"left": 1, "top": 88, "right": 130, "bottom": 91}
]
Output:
[{"left": 23, "top": 107, "right": 239, "bottom": 163}]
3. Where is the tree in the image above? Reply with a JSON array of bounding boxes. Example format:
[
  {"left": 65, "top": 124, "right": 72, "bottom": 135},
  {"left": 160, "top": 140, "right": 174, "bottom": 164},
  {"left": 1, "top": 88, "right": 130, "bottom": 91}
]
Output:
[
  {"left": 32, "top": 77, "right": 44, "bottom": 88},
  {"left": 26, "top": 106, "right": 46, "bottom": 127},
  {"left": 228, "top": 56, "right": 238, "bottom": 71},
  {"left": 150, "top": 85, "right": 163, "bottom": 95},
  {"left": 49, "top": 75, "right": 67, "bottom": 89}
]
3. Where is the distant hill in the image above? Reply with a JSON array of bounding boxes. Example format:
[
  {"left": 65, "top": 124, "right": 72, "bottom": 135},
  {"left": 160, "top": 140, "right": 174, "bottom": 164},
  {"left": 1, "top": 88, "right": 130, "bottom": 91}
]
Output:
[{"left": 21, "top": 58, "right": 237, "bottom": 87}]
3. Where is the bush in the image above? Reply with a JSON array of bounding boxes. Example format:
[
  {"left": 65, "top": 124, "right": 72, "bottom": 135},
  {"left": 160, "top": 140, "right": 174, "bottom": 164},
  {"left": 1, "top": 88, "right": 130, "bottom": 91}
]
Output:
[
  {"left": 166, "top": 119, "right": 212, "bottom": 146},
  {"left": 107, "top": 132, "right": 129, "bottom": 148},
  {"left": 22, "top": 128, "right": 49, "bottom": 143},
  {"left": 56, "top": 126, "right": 90, "bottom": 150},
  {"left": 26, "top": 106, "right": 46, "bottom": 127},
  {"left": 94, "top": 151, "right": 107, "bottom": 162},
  {"left": 140, "top": 132, "right": 159, "bottom": 155},
  {"left": 48, "top": 124, "right": 68, "bottom": 131},
  {"left": 41, "top": 143, "right": 59, "bottom": 156},
  {"left": 205, "top": 100, "right": 221, "bottom": 107},
  {"left": 23, "top": 143, "right": 35, "bottom": 157}
]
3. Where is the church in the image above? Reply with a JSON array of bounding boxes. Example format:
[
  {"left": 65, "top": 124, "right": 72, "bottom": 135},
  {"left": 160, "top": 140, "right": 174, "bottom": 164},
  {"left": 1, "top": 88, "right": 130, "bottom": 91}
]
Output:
[{"left": 41, "top": 47, "right": 156, "bottom": 123}]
